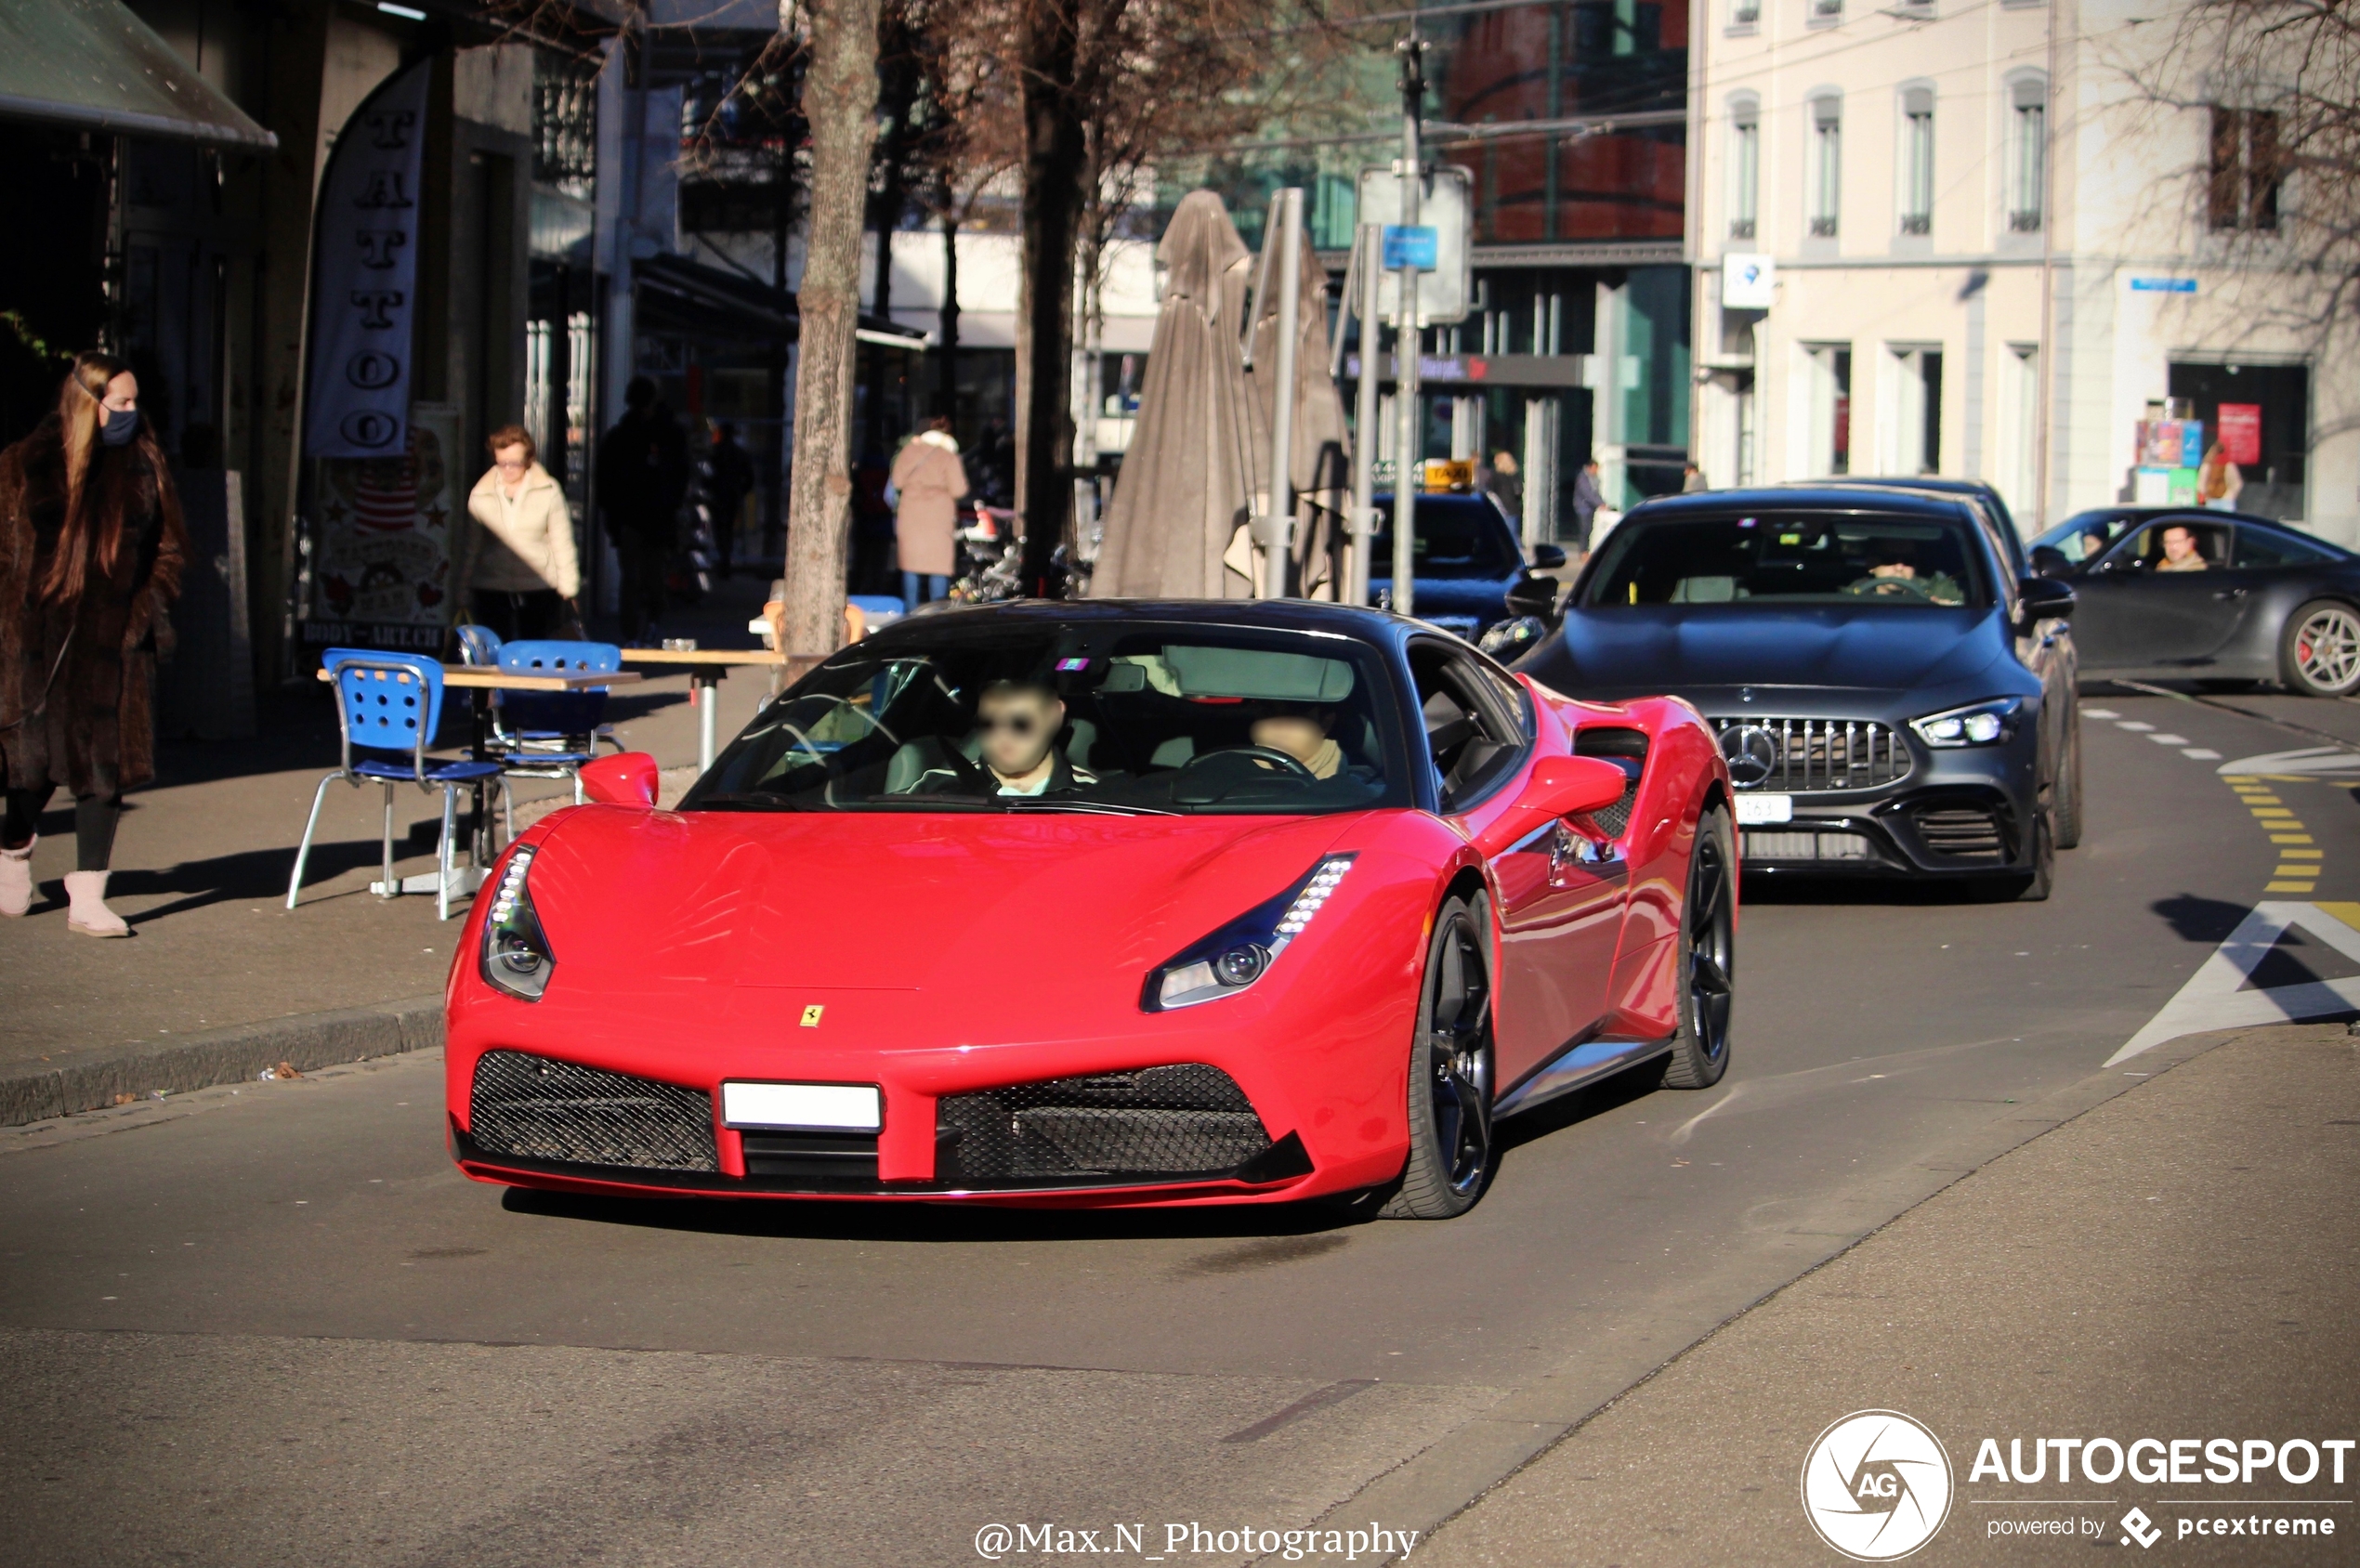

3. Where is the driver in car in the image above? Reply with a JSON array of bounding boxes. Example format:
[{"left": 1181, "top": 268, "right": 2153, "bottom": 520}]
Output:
[
  {"left": 1843, "top": 542, "right": 1964, "bottom": 605},
  {"left": 898, "top": 677, "right": 1096, "bottom": 797},
  {"left": 1249, "top": 704, "right": 1347, "bottom": 780},
  {"left": 2155, "top": 523, "right": 2210, "bottom": 572}
]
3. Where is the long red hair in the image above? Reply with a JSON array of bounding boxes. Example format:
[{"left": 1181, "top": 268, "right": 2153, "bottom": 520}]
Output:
[{"left": 39, "top": 350, "right": 170, "bottom": 604}]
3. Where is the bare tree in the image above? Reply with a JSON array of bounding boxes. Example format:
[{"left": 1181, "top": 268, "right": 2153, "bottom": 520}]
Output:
[
  {"left": 781, "top": 0, "right": 885, "bottom": 660},
  {"left": 2112, "top": 0, "right": 2360, "bottom": 343}
]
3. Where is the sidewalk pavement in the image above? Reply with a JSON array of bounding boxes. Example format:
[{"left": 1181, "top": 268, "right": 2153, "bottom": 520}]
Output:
[
  {"left": 1412, "top": 1022, "right": 2360, "bottom": 1567},
  {"left": 0, "top": 576, "right": 777, "bottom": 1124}
]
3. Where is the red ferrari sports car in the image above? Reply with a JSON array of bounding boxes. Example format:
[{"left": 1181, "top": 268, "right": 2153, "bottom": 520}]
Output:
[{"left": 446, "top": 601, "right": 1735, "bottom": 1218}]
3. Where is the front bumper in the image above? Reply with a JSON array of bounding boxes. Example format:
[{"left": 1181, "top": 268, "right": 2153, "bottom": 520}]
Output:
[{"left": 1737, "top": 781, "right": 2039, "bottom": 877}]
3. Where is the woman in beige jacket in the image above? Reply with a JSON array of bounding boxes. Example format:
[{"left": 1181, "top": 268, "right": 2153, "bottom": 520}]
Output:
[
  {"left": 887, "top": 416, "right": 969, "bottom": 606},
  {"left": 461, "top": 425, "right": 580, "bottom": 640}
]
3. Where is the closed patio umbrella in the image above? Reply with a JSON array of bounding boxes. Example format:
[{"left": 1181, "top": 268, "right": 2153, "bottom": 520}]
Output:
[
  {"left": 1239, "top": 221, "right": 1351, "bottom": 599},
  {"left": 1091, "top": 192, "right": 1257, "bottom": 599}
]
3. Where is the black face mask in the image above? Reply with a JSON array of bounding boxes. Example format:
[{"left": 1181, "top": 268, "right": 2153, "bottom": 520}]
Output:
[{"left": 100, "top": 407, "right": 138, "bottom": 448}]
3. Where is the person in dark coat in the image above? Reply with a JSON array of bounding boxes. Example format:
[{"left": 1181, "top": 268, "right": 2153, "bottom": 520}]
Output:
[
  {"left": 0, "top": 351, "right": 188, "bottom": 935},
  {"left": 703, "top": 421, "right": 755, "bottom": 580},
  {"left": 596, "top": 377, "right": 689, "bottom": 640}
]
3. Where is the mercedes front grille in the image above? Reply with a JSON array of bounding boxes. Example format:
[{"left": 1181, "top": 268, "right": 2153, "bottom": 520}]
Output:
[{"left": 1711, "top": 717, "right": 1911, "bottom": 793}]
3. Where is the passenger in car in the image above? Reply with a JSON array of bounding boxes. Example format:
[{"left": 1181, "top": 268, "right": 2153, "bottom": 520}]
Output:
[{"left": 1249, "top": 704, "right": 1346, "bottom": 779}]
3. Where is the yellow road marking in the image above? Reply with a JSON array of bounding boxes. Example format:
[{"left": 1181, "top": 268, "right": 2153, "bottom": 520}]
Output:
[
  {"left": 2317, "top": 902, "right": 2360, "bottom": 932},
  {"left": 2266, "top": 882, "right": 2318, "bottom": 893},
  {"left": 2250, "top": 807, "right": 2295, "bottom": 817},
  {"left": 2272, "top": 834, "right": 2315, "bottom": 844},
  {"left": 2242, "top": 794, "right": 2285, "bottom": 804},
  {"left": 2282, "top": 848, "right": 2324, "bottom": 860},
  {"left": 2275, "top": 866, "right": 2319, "bottom": 878}
]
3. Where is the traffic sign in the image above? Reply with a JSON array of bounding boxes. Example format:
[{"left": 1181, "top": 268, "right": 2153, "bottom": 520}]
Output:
[{"left": 1357, "top": 165, "right": 1473, "bottom": 325}]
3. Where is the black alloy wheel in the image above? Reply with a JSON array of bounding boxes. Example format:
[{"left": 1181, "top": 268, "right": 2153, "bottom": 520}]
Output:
[
  {"left": 1661, "top": 805, "right": 1735, "bottom": 1090},
  {"left": 1381, "top": 895, "right": 1496, "bottom": 1219},
  {"left": 2054, "top": 715, "right": 2084, "bottom": 850}
]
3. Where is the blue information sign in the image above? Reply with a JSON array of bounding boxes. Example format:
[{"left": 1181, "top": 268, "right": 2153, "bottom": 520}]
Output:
[{"left": 1383, "top": 225, "right": 1438, "bottom": 270}]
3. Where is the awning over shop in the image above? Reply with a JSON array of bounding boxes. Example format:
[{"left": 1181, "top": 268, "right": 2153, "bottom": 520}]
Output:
[
  {"left": 633, "top": 252, "right": 928, "bottom": 346},
  {"left": 0, "top": 0, "right": 275, "bottom": 148}
]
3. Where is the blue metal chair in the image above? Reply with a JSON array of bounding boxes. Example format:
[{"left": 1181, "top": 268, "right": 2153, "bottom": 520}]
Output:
[
  {"left": 452, "top": 624, "right": 518, "bottom": 841},
  {"left": 488, "top": 639, "right": 623, "bottom": 803},
  {"left": 285, "top": 650, "right": 508, "bottom": 921}
]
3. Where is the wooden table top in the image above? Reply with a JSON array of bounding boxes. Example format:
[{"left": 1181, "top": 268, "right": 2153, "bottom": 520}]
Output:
[
  {"left": 316, "top": 666, "right": 643, "bottom": 692},
  {"left": 619, "top": 647, "right": 789, "bottom": 667}
]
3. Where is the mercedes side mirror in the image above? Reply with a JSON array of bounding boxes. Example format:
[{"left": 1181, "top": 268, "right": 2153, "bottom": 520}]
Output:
[
  {"left": 580, "top": 751, "right": 661, "bottom": 808},
  {"left": 1529, "top": 542, "right": 1567, "bottom": 569},
  {"left": 2017, "top": 577, "right": 2076, "bottom": 631},
  {"left": 2028, "top": 543, "right": 2072, "bottom": 579},
  {"left": 1474, "top": 754, "right": 1631, "bottom": 857}
]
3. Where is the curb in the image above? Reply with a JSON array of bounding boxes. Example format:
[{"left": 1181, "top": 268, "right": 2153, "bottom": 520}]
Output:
[{"left": 0, "top": 994, "right": 445, "bottom": 1127}]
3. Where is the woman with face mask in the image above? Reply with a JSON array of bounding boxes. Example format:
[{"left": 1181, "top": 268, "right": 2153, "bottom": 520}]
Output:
[{"left": 0, "top": 351, "right": 188, "bottom": 935}]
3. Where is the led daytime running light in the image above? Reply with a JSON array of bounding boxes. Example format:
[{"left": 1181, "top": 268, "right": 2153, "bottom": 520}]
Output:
[
  {"left": 1147, "top": 855, "right": 1357, "bottom": 1012},
  {"left": 479, "top": 844, "right": 557, "bottom": 1001}
]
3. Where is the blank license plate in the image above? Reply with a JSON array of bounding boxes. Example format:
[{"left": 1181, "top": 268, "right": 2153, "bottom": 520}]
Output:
[
  {"left": 1736, "top": 793, "right": 1794, "bottom": 825},
  {"left": 721, "top": 1081, "right": 882, "bottom": 1131}
]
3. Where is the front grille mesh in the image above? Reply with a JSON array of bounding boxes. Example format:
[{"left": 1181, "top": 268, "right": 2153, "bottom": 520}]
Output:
[
  {"left": 1913, "top": 805, "right": 2006, "bottom": 860},
  {"left": 1743, "top": 830, "right": 1871, "bottom": 862},
  {"left": 1711, "top": 716, "right": 1910, "bottom": 793},
  {"left": 468, "top": 1050, "right": 719, "bottom": 1172},
  {"left": 937, "top": 1065, "right": 1271, "bottom": 1184}
]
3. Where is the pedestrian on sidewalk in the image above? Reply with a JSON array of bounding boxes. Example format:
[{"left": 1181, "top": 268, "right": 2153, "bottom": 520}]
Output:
[
  {"left": 888, "top": 416, "right": 968, "bottom": 608},
  {"left": 596, "top": 377, "right": 688, "bottom": 642},
  {"left": 703, "top": 421, "right": 754, "bottom": 580},
  {"left": 0, "top": 351, "right": 188, "bottom": 936},
  {"left": 457, "top": 425, "right": 579, "bottom": 641}
]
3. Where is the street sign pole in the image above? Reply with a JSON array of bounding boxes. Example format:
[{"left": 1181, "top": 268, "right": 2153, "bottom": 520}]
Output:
[
  {"left": 1391, "top": 33, "right": 1425, "bottom": 617},
  {"left": 1262, "top": 189, "right": 1302, "bottom": 601},
  {"left": 1347, "top": 223, "right": 1383, "bottom": 609}
]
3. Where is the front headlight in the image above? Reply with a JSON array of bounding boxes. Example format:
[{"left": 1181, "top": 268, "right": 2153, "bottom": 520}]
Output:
[
  {"left": 479, "top": 845, "right": 556, "bottom": 1000},
  {"left": 1144, "top": 855, "right": 1357, "bottom": 1012},
  {"left": 1910, "top": 697, "right": 2024, "bottom": 749}
]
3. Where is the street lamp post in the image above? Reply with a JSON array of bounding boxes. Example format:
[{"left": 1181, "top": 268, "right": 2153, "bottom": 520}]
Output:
[
  {"left": 1391, "top": 33, "right": 1425, "bottom": 618},
  {"left": 1346, "top": 222, "right": 1383, "bottom": 609}
]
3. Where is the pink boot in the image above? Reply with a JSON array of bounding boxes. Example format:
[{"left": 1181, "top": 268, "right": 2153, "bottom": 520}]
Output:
[
  {"left": 0, "top": 837, "right": 31, "bottom": 918},
  {"left": 63, "top": 870, "right": 130, "bottom": 937}
]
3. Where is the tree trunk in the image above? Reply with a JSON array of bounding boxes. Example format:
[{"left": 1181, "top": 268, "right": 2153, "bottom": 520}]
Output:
[
  {"left": 781, "top": 0, "right": 885, "bottom": 660},
  {"left": 1016, "top": 0, "right": 1087, "bottom": 594},
  {"left": 936, "top": 216, "right": 960, "bottom": 420}
]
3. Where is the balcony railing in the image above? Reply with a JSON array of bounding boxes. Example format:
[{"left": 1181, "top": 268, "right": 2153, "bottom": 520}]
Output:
[
  {"left": 1809, "top": 216, "right": 1840, "bottom": 237},
  {"left": 1900, "top": 213, "right": 1931, "bottom": 235},
  {"left": 1729, "top": 217, "right": 1757, "bottom": 240},
  {"left": 2009, "top": 209, "right": 2043, "bottom": 232}
]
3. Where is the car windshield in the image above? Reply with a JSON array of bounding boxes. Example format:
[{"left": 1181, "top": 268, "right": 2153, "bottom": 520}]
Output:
[
  {"left": 1369, "top": 496, "right": 1523, "bottom": 581},
  {"left": 681, "top": 621, "right": 1411, "bottom": 815},
  {"left": 1580, "top": 510, "right": 1991, "bottom": 608}
]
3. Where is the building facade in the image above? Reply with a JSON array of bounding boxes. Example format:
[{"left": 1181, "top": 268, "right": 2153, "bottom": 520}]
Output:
[{"left": 1689, "top": 0, "right": 2356, "bottom": 543}]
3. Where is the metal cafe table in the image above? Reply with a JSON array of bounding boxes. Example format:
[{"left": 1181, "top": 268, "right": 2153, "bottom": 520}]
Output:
[{"left": 619, "top": 646, "right": 789, "bottom": 773}]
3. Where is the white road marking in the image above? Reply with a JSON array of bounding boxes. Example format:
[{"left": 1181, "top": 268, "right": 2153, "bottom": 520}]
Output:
[
  {"left": 2149, "top": 734, "right": 2190, "bottom": 745},
  {"left": 2183, "top": 749, "right": 2222, "bottom": 760},
  {"left": 2117, "top": 721, "right": 2157, "bottom": 732},
  {"left": 2218, "top": 745, "right": 2360, "bottom": 776},
  {"left": 2083, "top": 708, "right": 2119, "bottom": 719},
  {"left": 2107, "top": 901, "right": 2360, "bottom": 1065}
]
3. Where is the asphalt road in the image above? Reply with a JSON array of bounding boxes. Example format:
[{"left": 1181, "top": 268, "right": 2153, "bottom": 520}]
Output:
[{"left": 2, "top": 684, "right": 2353, "bottom": 1567}]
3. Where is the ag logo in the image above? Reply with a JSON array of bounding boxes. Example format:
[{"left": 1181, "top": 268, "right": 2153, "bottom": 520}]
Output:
[
  {"left": 1720, "top": 724, "right": 1780, "bottom": 787},
  {"left": 1801, "top": 1410, "right": 1953, "bottom": 1561}
]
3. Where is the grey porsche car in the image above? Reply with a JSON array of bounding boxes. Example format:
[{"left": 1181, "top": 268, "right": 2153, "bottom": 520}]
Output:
[{"left": 2028, "top": 507, "right": 2360, "bottom": 696}]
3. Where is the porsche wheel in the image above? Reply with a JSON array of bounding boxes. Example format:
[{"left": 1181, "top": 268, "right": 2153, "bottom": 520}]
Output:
[
  {"left": 1660, "top": 805, "right": 1735, "bottom": 1090},
  {"left": 1381, "top": 895, "right": 1495, "bottom": 1219},
  {"left": 2279, "top": 601, "right": 2360, "bottom": 697}
]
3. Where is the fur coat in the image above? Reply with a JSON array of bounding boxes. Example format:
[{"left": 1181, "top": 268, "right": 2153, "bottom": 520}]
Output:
[{"left": 0, "top": 414, "right": 188, "bottom": 799}]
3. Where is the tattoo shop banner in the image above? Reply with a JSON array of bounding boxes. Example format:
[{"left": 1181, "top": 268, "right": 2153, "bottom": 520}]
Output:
[
  {"left": 305, "top": 402, "right": 460, "bottom": 652},
  {"left": 304, "top": 58, "right": 427, "bottom": 461}
]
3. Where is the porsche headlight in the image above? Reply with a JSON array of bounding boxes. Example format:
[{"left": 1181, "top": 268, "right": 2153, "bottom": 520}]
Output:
[
  {"left": 1145, "top": 855, "right": 1357, "bottom": 1013},
  {"left": 1910, "top": 697, "right": 2023, "bottom": 749},
  {"left": 479, "top": 845, "right": 556, "bottom": 1001}
]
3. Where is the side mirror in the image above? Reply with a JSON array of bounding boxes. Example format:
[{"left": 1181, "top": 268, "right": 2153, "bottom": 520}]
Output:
[
  {"left": 1473, "top": 754, "right": 1632, "bottom": 856},
  {"left": 579, "top": 751, "right": 661, "bottom": 808},
  {"left": 1529, "top": 542, "right": 1567, "bottom": 570},
  {"left": 2027, "top": 543, "right": 2072, "bottom": 579},
  {"left": 2017, "top": 577, "right": 2076, "bottom": 630}
]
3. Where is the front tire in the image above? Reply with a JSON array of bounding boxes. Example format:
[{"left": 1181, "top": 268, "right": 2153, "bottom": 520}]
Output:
[
  {"left": 2053, "top": 716, "right": 2084, "bottom": 850},
  {"left": 1380, "top": 895, "right": 1497, "bottom": 1220},
  {"left": 1660, "top": 805, "right": 1735, "bottom": 1090},
  {"left": 2279, "top": 600, "right": 2360, "bottom": 697}
]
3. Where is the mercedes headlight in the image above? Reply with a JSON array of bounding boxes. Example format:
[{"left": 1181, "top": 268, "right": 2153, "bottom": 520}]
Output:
[
  {"left": 1910, "top": 697, "right": 2023, "bottom": 748},
  {"left": 1144, "top": 855, "right": 1357, "bottom": 1012},
  {"left": 479, "top": 844, "right": 556, "bottom": 1001}
]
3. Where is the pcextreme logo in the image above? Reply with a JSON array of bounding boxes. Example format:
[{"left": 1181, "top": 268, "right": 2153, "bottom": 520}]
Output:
[{"left": 1802, "top": 1410, "right": 1956, "bottom": 1561}]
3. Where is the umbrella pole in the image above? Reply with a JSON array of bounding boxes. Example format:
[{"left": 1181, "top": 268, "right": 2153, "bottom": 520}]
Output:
[
  {"left": 1258, "top": 189, "right": 1303, "bottom": 601},
  {"left": 1347, "top": 223, "right": 1383, "bottom": 610}
]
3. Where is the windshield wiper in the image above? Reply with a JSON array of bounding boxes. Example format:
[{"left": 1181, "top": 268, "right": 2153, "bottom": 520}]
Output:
[
  {"left": 682, "top": 791, "right": 813, "bottom": 812},
  {"left": 1001, "top": 799, "right": 1179, "bottom": 817},
  {"left": 859, "top": 791, "right": 1001, "bottom": 808}
]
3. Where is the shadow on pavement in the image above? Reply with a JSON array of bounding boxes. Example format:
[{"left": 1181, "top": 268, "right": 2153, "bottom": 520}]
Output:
[{"left": 2151, "top": 892, "right": 2257, "bottom": 945}]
